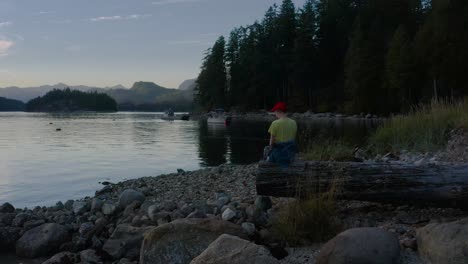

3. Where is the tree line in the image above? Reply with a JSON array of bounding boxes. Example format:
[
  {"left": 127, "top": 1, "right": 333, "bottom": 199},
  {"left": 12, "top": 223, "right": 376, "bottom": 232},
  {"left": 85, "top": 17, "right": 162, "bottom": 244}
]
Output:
[
  {"left": 26, "top": 88, "right": 117, "bottom": 112},
  {"left": 195, "top": 0, "right": 468, "bottom": 115}
]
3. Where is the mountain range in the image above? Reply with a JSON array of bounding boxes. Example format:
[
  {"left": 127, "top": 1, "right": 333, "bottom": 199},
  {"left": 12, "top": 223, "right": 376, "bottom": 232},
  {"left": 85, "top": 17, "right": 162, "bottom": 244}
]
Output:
[{"left": 0, "top": 79, "right": 196, "bottom": 106}]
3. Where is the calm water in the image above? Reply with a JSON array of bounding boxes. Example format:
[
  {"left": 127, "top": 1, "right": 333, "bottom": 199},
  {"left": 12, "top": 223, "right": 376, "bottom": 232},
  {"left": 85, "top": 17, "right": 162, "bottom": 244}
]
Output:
[{"left": 0, "top": 112, "right": 379, "bottom": 208}]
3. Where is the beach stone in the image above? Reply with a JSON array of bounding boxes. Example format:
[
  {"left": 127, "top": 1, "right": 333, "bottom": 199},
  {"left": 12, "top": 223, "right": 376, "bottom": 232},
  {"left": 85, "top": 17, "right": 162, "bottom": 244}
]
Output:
[
  {"left": 102, "top": 202, "right": 117, "bottom": 216},
  {"left": 0, "top": 227, "right": 22, "bottom": 251},
  {"left": 42, "top": 251, "right": 79, "bottom": 264},
  {"left": 96, "top": 185, "right": 113, "bottom": 196},
  {"left": 12, "top": 213, "right": 31, "bottom": 227},
  {"left": 163, "top": 200, "right": 178, "bottom": 211},
  {"left": 54, "top": 201, "right": 65, "bottom": 211},
  {"left": 118, "top": 189, "right": 145, "bottom": 209},
  {"left": 16, "top": 223, "right": 71, "bottom": 258},
  {"left": 255, "top": 196, "right": 272, "bottom": 211},
  {"left": 316, "top": 228, "right": 400, "bottom": 264},
  {"left": 140, "top": 218, "right": 246, "bottom": 264},
  {"left": 80, "top": 249, "right": 102, "bottom": 264},
  {"left": 222, "top": 208, "right": 236, "bottom": 221},
  {"left": 91, "top": 198, "right": 104, "bottom": 212},
  {"left": 417, "top": 217, "right": 468, "bottom": 264},
  {"left": 0, "top": 213, "right": 16, "bottom": 226},
  {"left": 190, "top": 234, "right": 280, "bottom": 264},
  {"left": 23, "top": 219, "right": 45, "bottom": 230},
  {"left": 241, "top": 222, "right": 256, "bottom": 236},
  {"left": 180, "top": 204, "right": 194, "bottom": 216},
  {"left": 73, "top": 201, "right": 89, "bottom": 215},
  {"left": 64, "top": 200, "right": 74, "bottom": 210},
  {"left": 0, "top": 202, "right": 15, "bottom": 213},
  {"left": 186, "top": 210, "right": 207, "bottom": 219},
  {"left": 102, "top": 224, "right": 154, "bottom": 260},
  {"left": 118, "top": 258, "right": 137, "bottom": 264},
  {"left": 79, "top": 222, "right": 95, "bottom": 237}
]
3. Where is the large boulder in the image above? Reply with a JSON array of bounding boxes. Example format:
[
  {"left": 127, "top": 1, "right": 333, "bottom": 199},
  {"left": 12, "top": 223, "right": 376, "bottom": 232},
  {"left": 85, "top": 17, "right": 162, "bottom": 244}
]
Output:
[
  {"left": 0, "top": 202, "right": 15, "bottom": 213},
  {"left": 140, "top": 218, "right": 246, "bottom": 264},
  {"left": 417, "top": 217, "right": 468, "bottom": 264},
  {"left": 0, "top": 227, "right": 22, "bottom": 251},
  {"left": 190, "top": 234, "right": 280, "bottom": 264},
  {"left": 103, "top": 224, "right": 154, "bottom": 260},
  {"left": 119, "top": 189, "right": 145, "bottom": 208},
  {"left": 316, "top": 228, "right": 400, "bottom": 264},
  {"left": 16, "top": 223, "right": 70, "bottom": 258}
]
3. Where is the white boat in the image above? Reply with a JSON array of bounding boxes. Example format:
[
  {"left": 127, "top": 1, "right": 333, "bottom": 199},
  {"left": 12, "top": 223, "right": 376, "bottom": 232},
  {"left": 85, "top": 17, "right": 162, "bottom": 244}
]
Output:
[
  {"left": 207, "top": 109, "right": 232, "bottom": 125},
  {"left": 161, "top": 109, "right": 175, "bottom": 121}
]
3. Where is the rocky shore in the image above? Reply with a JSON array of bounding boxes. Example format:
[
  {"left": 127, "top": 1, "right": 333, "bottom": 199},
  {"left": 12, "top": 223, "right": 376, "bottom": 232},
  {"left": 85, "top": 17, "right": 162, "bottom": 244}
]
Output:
[{"left": 1, "top": 160, "right": 468, "bottom": 264}]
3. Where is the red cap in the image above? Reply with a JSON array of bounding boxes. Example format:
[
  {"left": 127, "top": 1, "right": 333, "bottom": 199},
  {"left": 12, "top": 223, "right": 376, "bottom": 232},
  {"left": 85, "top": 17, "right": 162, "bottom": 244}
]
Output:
[{"left": 271, "top": 102, "right": 287, "bottom": 112}]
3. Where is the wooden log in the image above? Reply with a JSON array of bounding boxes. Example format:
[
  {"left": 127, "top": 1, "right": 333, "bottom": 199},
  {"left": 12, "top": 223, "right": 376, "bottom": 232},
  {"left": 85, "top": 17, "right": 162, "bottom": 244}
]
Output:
[{"left": 256, "top": 161, "right": 468, "bottom": 208}]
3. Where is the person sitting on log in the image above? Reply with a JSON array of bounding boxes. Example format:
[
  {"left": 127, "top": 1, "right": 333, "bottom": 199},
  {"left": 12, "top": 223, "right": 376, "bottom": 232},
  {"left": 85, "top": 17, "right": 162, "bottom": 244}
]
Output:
[{"left": 263, "top": 102, "right": 298, "bottom": 167}]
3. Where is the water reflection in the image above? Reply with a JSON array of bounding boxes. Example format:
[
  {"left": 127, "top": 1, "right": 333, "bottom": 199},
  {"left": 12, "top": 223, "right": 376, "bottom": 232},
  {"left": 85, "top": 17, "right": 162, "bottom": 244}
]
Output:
[{"left": 196, "top": 118, "right": 380, "bottom": 166}]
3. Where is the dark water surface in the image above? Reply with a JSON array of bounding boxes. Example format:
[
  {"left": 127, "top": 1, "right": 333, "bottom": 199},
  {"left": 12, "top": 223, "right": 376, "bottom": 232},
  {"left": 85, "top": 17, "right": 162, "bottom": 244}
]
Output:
[{"left": 0, "top": 112, "right": 379, "bottom": 208}]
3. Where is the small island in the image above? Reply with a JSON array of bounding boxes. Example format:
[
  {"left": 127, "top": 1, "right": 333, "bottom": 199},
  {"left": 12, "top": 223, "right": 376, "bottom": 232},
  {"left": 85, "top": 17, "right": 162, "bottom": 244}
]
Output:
[
  {"left": 26, "top": 88, "right": 118, "bottom": 112},
  {"left": 0, "top": 97, "right": 25, "bottom": 111}
]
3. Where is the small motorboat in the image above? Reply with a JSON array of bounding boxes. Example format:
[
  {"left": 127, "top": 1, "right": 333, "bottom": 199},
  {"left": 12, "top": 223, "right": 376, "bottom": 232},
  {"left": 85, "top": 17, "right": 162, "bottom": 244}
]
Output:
[
  {"left": 207, "top": 108, "right": 232, "bottom": 126},
  {"left": 161, "top": 109, "right": 175, "bottom": 121}
]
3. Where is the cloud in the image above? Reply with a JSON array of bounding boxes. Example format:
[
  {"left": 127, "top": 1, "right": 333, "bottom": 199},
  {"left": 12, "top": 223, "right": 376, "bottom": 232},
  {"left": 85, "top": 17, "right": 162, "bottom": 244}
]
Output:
[
  {"left": 0, "top": 21, "right": 12, "bottom": 28},
  {"left": 152, "top": 0, "right": 202, "bottom": 5},
  {"left": 0, "top": 40, "right": 14, "bottom": 57},
  {"left": 90, "top": 14, "right": 151, "bottom": 22},
  {"left": 90, "top": 16, "right": 122, "bottom": 22},
  {"left": 38, "top": 11, "right": 55, "bottom": 15}
]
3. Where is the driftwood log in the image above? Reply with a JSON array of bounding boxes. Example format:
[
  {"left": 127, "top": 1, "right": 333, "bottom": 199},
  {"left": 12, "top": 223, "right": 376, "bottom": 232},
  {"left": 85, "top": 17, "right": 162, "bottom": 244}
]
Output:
[{"left": 256, "top": 161, "right": 468, "bottom": 208}]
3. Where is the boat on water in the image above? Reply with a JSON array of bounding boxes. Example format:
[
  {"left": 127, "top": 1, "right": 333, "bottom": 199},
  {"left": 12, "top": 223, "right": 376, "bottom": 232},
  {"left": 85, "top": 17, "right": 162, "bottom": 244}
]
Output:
[
  {"left": 161, "top": 109, "right": 175, "bottom": 121},
  {"left": 207, "top": 108, "right": 232, "bottom": 126}
]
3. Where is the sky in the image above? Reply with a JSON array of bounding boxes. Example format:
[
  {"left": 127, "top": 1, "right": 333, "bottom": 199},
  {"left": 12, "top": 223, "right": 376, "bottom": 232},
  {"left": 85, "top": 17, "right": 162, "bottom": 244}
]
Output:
[{"left": 0, "top": 0, "right": 306, "bottom": 88}]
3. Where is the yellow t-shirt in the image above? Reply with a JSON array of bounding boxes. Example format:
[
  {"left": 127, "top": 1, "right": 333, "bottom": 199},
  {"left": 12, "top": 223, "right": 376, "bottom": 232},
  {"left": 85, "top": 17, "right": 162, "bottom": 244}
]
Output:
[{"left": 268, "top": 118, "right": 297, "bottom": 143}]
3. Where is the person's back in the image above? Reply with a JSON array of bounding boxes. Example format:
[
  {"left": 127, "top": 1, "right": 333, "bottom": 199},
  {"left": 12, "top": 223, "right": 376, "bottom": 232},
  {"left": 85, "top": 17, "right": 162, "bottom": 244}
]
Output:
[
  {"left": 268, "top": 117, "right": 297, "bottom": 144},
  {"left": 264, "top": 102, "right": 298, "bottom": 167}
]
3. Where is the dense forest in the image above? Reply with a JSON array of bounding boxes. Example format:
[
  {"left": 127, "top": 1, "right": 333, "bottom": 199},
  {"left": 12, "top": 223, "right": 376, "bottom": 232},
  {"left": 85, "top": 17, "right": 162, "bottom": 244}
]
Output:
[
  {"left": 26, "top": 88, "right": 118, "bottom": 112},
  {"left": 0, "top": 97, "right": 25, "bottom": 111},
  {"left": 195, "top": 0, "right": 468, "bottom": 115}
]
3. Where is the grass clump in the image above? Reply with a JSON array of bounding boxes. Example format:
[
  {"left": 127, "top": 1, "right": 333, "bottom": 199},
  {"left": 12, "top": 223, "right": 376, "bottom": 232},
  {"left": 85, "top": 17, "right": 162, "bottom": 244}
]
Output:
[
  {"left": 271, "top": 178, "right": 341, "bottom": 245},
  {"left": 302, "top": 139, "right": 356, "bottom": 161},
  {"left": 368, "top": 100, "right": 468, "bottom": 154}
]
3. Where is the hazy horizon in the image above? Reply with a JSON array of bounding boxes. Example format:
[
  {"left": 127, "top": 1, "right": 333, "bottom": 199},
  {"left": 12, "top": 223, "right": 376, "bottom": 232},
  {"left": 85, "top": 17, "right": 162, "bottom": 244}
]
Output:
[{"left": 0, "top": 0, "right": 306, "bottom": 89}]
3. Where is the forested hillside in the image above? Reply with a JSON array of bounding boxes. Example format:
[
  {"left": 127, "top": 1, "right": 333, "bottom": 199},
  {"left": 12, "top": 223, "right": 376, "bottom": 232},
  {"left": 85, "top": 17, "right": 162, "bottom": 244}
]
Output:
[
  {"left": 26, "top": 88, "right": 117, "bottom": 112},
  {"left": 0, "top": 97, "right": 25, "bottom": 111},
  {"left": 195, "top": 0, "right": 468, "bottom": 114}
]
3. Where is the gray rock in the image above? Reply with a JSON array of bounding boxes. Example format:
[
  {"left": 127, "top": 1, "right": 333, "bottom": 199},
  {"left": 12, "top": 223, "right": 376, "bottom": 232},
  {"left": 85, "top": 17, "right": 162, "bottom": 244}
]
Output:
[
  {"left": 12, "top": 213, "right": 30, "bottom": 227},
  {"left": 254, "top": 196, "right": 272, "bottom": 211},
  {"left": 73, "top": 201, "right": 89, "bottom": 215},
  {"left": 0, "top": 213, "right": 16, "bottom": 226},
  {"left": 79, "top": 222, "right": 95, "bottom": 237},
  {"left": 118, "top": 189, "right": 145, "bottom": 209},
  {"left": 54, "top": 201, "right": 65, "bottom": 211},
  {"left": 0, "top": 227, "right": 22, "bottom": 251},
  {"left": 42, "top": 251, "right": 79, "bottom": 264},
  {"left": 180, "top": 204, "right": 194, "bottom": 216},
  {"left": 118, "top": 258, "right": 137, "bottom": 264},
  {"left": 23, "top": 219, "right": 45, "bottom": 230},
  {"left": 102, "top": 224, "right": 154, "bottom": 260},
  {"left": 186, "top": 210, "right": 207, "bottom": 219},
  {"left": 80, "top": 249, "right": 102, "bottom": 264},
  {"left": 0, "top": 202, "right": 15, "bottom": 213},
  {"left": 16, "top": 223, "right": 71, "bottom": 258},
  {"left": 190, "top": 234, "right": 280, "bottom": 264},
  {"left": 140, "top": 218, "right": 246, "bottom": 264},
  {"left": 222, "top": 208, "right": 236, "bottom": 221},
  {"left": 417, "top": 217, "right": 468, "bottom": 264},
  {"left": 316, "top": 228, "right": 400, "bottom": 264},
  {"left": 64, "top": 200, "right": 74, "bottom": 211},
  {"left": 101, "top": 202, "right": 117, "bottom": 216},
  {"left": 162, "top": 200, "right": 178, "bottom": 211},
  {"left": 96, "top": 185, "right": 113, "bottom": 196},
  {"left": 91, "top": 198, "right": 104, "bottom": 212},
  {"left": 241, "top": 222, "right": 256, "bottom": 236}
]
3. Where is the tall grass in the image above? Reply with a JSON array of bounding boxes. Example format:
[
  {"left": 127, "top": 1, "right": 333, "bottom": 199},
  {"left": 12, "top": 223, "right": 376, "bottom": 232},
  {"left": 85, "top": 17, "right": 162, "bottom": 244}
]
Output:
[
  {"left": 369, "top": 100, "right": 468, "bottom": 154},
  {"left": 271, "top": 176, "right": 341, "bottom": 245},
  {"left": 302, "top": 139, "right": 356, "bottom": 161}
]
